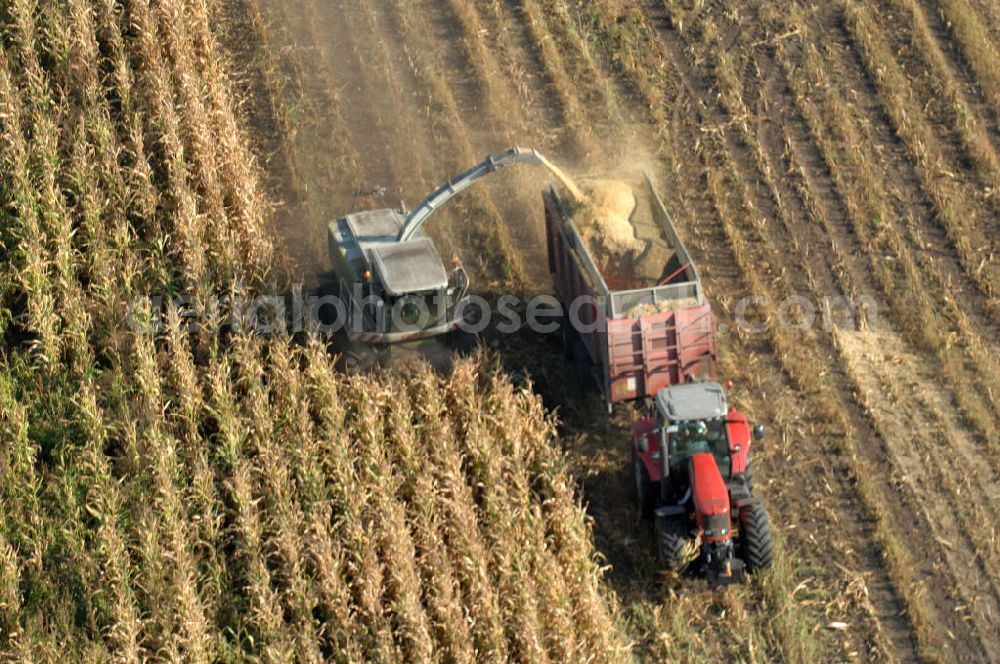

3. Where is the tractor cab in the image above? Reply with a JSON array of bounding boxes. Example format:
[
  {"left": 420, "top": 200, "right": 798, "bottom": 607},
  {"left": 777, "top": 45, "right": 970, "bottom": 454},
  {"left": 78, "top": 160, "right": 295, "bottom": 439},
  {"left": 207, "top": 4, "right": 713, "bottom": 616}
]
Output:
[{"left": 656, "top": 383, "right": 733, "bottom": 481}]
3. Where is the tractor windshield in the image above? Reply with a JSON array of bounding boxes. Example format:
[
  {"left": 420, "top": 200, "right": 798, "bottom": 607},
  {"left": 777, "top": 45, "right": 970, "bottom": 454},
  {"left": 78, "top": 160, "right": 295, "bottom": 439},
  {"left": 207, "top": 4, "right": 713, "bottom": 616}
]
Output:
[{"left": 669, "top": 418, "right": 732, "bottom": 479}]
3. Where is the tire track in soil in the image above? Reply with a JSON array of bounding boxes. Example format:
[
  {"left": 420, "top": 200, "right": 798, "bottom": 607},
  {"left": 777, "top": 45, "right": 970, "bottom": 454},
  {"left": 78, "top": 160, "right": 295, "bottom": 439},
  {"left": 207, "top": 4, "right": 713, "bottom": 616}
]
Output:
[
  {"left": 474, "top": 0, "right": 567, "bottom": 146},
  {"left": 875, "top": 0, "right": 1000, "bottom": 169},
  {"left": 768, "top": 38, "right": 1000, "bottom": 659},
  {"left": 504, "top": 0, "right": 600, "bottom": 159},
  {"left": 806, "top": 0, "right": 1000, "bottom": 426},
  {"left": 779, "top": 9, "right": 1000, "bottom": 661},
  {"left": 758, "top": 5, "right": 1000, "bottom": 494},
  {"left": 308, "top": 1, "right": 414, "bottom": 203},
  {"left": 533, "top": 1, "right": 635, "bottom": 142},
  {"left": 866, "top": 0, "right": 1000, "bottom": 271},
  {"left": 252, "top": 0, "right": 368, "bottom": 276},
  {"left": 745, "top": 57, "right": 931, "bottom": 661},
  {"left": 775, "top": 4, "right": 1000, "bottom": 428},
  {"left": 910, "top": 0, "right": 1000, "bottom": 244},
  {"left": 960, "top": 0, "right": 1000, "bottom": 60},
  {"left": 835, "top": 328, "right": 1000, "bottom": 663},
  {"left": 909, "top": 0, "right": 1000, "bottom": 150}
]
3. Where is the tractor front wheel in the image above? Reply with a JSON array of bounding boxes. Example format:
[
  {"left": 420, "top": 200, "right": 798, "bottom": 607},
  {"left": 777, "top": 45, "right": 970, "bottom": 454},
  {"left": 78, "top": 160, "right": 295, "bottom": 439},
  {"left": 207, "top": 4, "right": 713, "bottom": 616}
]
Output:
[
  {"left": 739, "top": 502, "right": 774, "bottom": 573},
  {"left": 655, "top": 515, "right": 688, "bottom": 572}
]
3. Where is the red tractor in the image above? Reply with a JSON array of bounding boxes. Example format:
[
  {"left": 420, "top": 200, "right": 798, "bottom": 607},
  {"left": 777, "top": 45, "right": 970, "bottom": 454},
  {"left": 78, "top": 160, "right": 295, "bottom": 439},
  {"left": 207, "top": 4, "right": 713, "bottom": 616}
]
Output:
[{"left": 632, "top": 382, "right": 773, "bottom": 582}]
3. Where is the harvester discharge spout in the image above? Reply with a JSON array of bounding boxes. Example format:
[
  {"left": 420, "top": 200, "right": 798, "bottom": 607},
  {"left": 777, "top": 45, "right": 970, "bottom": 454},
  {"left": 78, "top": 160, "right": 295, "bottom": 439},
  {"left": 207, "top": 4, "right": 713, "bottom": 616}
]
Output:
[{"left": 396, "top": 146, "right": 585, "bottom": 243}]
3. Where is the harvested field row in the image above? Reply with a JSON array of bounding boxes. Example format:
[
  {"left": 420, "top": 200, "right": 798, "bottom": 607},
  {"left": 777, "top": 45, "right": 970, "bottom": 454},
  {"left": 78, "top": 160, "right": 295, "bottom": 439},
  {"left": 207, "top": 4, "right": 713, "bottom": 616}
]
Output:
[{"left": 640, "top": 2, "right": 993, "bottom": 652}]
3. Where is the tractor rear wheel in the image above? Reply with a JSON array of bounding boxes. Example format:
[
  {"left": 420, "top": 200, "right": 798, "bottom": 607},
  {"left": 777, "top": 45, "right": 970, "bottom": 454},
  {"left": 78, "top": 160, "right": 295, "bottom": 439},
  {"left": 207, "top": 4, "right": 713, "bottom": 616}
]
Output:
[
  {"left": 654, "top": 515, "right": 688, "bottom": 572},
  {"left": 633, "top": 450, "right": 657, "bottom": 518},
  {"left": 739, "top": 502, "right": 773, "bottom": 572}
]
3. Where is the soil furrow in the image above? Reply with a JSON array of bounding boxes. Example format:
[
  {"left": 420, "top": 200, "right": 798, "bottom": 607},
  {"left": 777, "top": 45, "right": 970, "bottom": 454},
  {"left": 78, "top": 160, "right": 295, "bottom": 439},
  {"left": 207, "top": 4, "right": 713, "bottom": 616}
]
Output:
[
  {"left": 306, "top": 2, "right": 411, "bottom": 201},
  {"left": 836, "top": 328, "right": 1000, "bottom": 662},
  {"left": 825, "top": 2, "right": 1000, "bottom": 313},
  {"left": 910, "top": 0, "right": 1000, "bottom": 146},
  {"left": 474, "top": 0, "right": 567, "bottom": 145},
  {"left": 800, "top": 1, "right": 1000, "bottom": 438}
]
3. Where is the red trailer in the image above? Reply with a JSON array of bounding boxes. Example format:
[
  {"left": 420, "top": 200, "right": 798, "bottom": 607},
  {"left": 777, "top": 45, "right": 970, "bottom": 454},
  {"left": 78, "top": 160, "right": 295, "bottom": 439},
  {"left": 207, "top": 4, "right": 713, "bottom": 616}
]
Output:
[{"left": 544, "top": 176, "right": 718, "bottom": 411}]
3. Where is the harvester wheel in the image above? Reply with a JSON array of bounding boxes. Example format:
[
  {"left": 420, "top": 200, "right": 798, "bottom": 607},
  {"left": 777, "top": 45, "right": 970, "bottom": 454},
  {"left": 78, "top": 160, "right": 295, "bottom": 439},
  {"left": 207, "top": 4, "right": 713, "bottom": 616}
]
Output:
[
  {"left": 632, "top": 450, "right": 657, "bottom": 518},
  {"left": 343, "top": 351, "right": 366, "bottom": 374},
  {"left": 448, "top": 329, "right": 480, "bottom": 355},
  {"left": 739, "top": 502, "right": 773, "bottom": 573},
  {"left": 654, "top": 515, "right": 688, "bottom": 572}
]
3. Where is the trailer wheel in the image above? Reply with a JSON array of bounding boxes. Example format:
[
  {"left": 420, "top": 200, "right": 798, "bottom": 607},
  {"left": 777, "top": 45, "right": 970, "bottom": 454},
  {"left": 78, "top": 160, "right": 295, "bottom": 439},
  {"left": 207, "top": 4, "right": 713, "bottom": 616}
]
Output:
[
  {"left": 572, "top": 339, "right": 596, "bottom": 391},
  {"left": 655, "top": 514, "right": 688, "bottom": 572},
  {"left": 632, "top": 450, "right": 657, "bottom": 518},
  {"left": 560, "top": 318, "right": 576, "bottom": 360},
  {"left": 739, "top": 502, "right": 773, "bottom": 573}
]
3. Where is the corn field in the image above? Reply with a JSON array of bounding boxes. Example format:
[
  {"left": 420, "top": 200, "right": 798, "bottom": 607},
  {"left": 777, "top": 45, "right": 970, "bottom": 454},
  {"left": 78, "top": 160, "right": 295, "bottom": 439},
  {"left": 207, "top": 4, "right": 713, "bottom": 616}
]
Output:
[{"left": 0, "top": 0, "right": 625, "bottom": 659}]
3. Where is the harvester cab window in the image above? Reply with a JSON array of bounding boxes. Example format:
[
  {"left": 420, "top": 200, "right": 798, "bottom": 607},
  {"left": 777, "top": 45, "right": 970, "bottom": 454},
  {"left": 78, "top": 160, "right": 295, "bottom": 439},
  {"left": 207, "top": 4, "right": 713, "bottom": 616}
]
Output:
[{"left": 387, "top": 291, "right": 442, "bottom": 333}]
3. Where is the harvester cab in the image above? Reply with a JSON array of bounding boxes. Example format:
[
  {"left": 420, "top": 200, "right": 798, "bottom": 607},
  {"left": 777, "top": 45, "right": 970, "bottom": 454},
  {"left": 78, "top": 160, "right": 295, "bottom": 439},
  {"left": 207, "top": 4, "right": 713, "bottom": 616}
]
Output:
[
  {"left": 631, "top": 382, "right": 773, "bottom": 583},
  {"left": 324, "top": 147, "right": 557, "bottom": 370}
]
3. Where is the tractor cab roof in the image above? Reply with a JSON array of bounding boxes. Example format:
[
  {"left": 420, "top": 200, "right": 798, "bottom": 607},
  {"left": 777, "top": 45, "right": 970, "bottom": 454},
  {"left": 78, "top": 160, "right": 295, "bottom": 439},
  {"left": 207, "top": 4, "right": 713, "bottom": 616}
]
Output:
[
  {"left": 656, "top": 382, "right": 728, "bottom": 422},
  {"left": 335, "top": 208, "right": 450, "bottom": 296}
]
